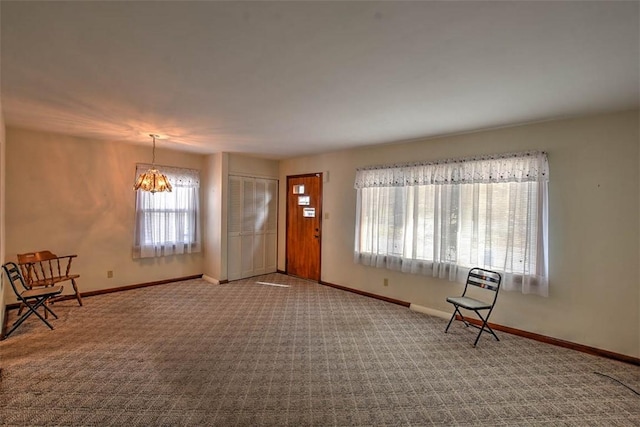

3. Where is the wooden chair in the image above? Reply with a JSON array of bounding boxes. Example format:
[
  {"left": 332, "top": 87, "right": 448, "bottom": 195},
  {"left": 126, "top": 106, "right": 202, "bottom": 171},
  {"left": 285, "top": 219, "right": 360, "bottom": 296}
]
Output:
[{"left": 17, "top": 250, "right": 83, "bottom": 307}]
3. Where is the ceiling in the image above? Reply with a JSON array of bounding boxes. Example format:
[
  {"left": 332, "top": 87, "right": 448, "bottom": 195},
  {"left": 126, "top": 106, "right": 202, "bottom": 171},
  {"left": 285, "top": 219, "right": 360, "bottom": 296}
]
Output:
[{"left": 1, "top": 1, "right": 638, "bottom": 159}]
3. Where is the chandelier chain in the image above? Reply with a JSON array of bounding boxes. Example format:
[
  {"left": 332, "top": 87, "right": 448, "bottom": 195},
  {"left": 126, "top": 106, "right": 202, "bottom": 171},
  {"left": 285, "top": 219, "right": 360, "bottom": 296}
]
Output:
[{"left": 151, "top": 134, "right": 157, "bottom": 165}]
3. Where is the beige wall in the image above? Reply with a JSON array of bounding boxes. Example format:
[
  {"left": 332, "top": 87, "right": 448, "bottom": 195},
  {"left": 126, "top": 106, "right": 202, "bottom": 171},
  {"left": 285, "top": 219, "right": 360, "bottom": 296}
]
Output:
[
  {"left": 4, "top": 128, "right": 205, "bottom": 303},
  {"left": 229, "top": 153, "right": 279, "bottom": 179},
  {"left": 279, "top": 110, "right": 640, "bottom": 358},
  {"left": 0, "top": 107, "right": 6, "bottom": 330},
  {"left": 4, "top": 112, "right": 637, "bottom": 357},
  {"left": 202, "top": 153, "right": 279, "bottom": 283},
  {"left": 202, "top": 152, "right": 226, "bottom": 282}
]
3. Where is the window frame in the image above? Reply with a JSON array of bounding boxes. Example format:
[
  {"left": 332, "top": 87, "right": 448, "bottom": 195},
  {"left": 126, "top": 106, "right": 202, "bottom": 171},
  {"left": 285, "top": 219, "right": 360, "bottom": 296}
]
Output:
[
  {"left": 354, "top": 151, "right": 549, "bottom": 296},
  {"left": 133, "top": 164, "right": 201, "bottom": 259}
]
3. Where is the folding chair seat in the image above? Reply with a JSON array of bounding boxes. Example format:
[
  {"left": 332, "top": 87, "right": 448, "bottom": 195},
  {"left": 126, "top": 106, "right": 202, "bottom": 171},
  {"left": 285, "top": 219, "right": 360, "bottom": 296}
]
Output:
[
  {"left": 2, "top": 262, "right": 63, "bottom": 339},
  {"left": 444, "top": 267, "right": 501, "bottom": 347}
]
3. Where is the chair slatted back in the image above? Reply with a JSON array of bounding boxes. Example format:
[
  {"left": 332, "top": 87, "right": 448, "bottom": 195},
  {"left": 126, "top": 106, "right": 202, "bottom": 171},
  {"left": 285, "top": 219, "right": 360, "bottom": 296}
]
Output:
[
  {"left": 462, "top": 268, "right": 502, "bottom": 304},
  {"left": 17, "top": 251, "right": 75, "bottom": 286},
  {"left": 2, "top": 262, "right": 30, "bottom": 297},
  {"left": 467, "top": 270, "right": 501, "bottom": 291}
]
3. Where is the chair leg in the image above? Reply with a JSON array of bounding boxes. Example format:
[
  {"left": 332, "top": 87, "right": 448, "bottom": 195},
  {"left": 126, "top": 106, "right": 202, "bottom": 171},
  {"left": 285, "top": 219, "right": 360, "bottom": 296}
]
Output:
[
  {"left": 41, "top": 301, "right": 59, "bottom": 319},
  {"left": 5, "top": 298, "right": 56, "bottom": 338},
  {"left": 26, "top": 298, "right": 57, "bottom": 329},
  {"left": 445, "top": 306, "right": 462, "bottom": 333},
  {"left": 72, "top": 278, "right": 83, "bottom": 306},
  {"left": 5, "top": 313, "right": 32, "bottom": 338},
  {"left": 472, "top": 311, "right": 499, "bottom": 347},
  {"left": 473, "top": 323, "right": 485, "bottom": 347}
]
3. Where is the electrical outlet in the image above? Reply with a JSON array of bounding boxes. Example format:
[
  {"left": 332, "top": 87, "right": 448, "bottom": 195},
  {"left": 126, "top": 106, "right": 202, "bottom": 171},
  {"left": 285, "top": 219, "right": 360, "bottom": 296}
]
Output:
[
  {"left": 107, "top": 270, "right": 113, "bottom": 278},
  {"left": 383, "top": 278, "right": 389, "bottom": 287}
]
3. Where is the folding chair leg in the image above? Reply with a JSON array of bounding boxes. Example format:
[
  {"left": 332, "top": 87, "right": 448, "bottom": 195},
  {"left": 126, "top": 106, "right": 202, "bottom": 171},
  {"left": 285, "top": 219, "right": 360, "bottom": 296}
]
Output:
[
  {"left": 5, "top": 315, "right": 31, "bottom": 338},
  {"left": 5, "top": 298, "right": 56, "bottom": 338},
  {"left": 27, "top": 298, "right": 57, "bottom": 328},
  {"left": 472, "top": 311, "right": 499, "bottom": 347},
  {"left": 445, "top": 306, "right": 463, "bottom": 333},
  {"left": 473, "top": 324, "right": 485, "bottom": 347},
  {"left": 19, "top": 294, "right": 51, "bottom": 320},
  {"left": 5, "top": 311, "right": 38, "bottom": 337},
  {"left": 41, "top": 301, "right": 59, "bottom": 319}
]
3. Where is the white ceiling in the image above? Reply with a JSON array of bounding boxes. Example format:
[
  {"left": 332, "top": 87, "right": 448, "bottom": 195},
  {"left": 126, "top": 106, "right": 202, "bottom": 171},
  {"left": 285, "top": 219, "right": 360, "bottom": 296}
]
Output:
[{"left": 1, "top": 1, "right": 638, "bottom": 159}]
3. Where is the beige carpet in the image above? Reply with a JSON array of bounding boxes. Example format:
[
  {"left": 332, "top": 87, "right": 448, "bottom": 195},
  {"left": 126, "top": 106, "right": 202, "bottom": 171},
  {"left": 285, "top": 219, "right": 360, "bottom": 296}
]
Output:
[{"left": 1, "top": 273, "right": 638, "bottom": 426}]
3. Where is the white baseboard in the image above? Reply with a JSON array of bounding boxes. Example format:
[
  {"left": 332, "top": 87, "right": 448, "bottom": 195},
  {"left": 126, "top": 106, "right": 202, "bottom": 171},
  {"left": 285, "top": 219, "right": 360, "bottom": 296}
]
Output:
[
  {"left": 202, "top": 274, "right": 220, "bottom": 285},
  {"left": 409, "top": 303, "right": 451, "bottom": 320}
]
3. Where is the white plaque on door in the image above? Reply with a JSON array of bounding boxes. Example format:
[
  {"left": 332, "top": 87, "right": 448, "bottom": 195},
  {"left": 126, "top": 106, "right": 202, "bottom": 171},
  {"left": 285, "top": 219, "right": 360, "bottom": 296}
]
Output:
[
  {"left": 298, "top": 196, "right": 310, "bottom": 206},
  {"left": 303, "top": 207, "right": 315, "bottom": 218}
]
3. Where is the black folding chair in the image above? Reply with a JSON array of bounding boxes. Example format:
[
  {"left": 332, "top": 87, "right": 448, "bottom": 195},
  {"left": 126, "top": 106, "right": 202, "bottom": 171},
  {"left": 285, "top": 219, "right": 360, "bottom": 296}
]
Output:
[
  {"left": 444, "top": 267, "right": 502, "bottom": 347},
  {"left": 2, "top": 261, "right": 63, "bottom": 338}
]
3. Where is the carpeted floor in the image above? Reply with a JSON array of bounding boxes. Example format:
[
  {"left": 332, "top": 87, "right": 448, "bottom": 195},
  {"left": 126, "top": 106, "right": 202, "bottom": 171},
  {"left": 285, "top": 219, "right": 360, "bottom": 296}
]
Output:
[{"left": 1, "top": 273, "right": 638, "bottom": 426}]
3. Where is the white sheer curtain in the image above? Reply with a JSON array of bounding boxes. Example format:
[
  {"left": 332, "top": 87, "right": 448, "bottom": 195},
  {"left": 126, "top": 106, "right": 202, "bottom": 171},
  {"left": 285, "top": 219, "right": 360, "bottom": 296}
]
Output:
[
  {"left": 133, "top": 165, "right": 201, "bottom": 259},
  {"left": 354, "top": 151, "right": 549, "bottom": 296}
]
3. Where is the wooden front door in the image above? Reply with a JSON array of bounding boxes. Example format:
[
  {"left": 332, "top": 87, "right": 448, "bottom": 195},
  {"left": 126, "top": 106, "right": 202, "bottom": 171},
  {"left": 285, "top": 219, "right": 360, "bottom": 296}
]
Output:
[{"left": 286, "top": 174, "right": 322, "bottom": 281}]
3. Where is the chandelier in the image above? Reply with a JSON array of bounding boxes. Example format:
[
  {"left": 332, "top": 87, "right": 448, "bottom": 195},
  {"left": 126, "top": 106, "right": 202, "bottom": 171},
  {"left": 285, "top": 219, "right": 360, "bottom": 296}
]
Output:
[{"left": 133, "top": 134, "right": 172, "bottom": 193}]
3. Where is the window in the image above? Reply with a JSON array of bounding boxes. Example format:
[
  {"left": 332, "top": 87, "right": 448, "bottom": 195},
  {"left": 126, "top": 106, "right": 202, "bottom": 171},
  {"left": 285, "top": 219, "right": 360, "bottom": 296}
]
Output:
[
  {"left": 133, "top": 165, "right": 201, "bottom": 258},
  {"left": 354, "top": 151, "right": 549, "bottom": 296}
]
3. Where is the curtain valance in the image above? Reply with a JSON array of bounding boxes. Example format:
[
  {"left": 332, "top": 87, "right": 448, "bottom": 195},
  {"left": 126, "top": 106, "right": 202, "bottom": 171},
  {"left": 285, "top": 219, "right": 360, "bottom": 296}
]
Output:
[
  {"left": 354, "top": 151, "right": 548, "bottom": 189},
  {"left": 136, "top": 164, "right": 200, "bottom": 187}
]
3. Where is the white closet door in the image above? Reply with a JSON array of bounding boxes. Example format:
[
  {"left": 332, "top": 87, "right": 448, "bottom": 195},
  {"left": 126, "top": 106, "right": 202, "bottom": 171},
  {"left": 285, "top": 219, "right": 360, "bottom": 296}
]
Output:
[
  {"left": 264, "top": 179, "right": 278, "bottom": 272},
  {"left": 227, "top": 176, "right": 243, "bottom": 281},
  {"left": 252, "top": 179, "right": 267, "bottom": 275},
  {"left": 228, "top": 176, "right": 278, "bottom": 280},
  {"left": 240, "top": 178, "right": 256, "bottom": 278}
]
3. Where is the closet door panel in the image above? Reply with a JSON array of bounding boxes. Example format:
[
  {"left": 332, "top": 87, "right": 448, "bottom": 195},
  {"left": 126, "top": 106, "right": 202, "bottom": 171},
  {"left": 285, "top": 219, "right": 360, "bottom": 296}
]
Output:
[
  {"left": 265, "top": 232, "right": 277, "bottom": 271},
  {"left": 228, "top": 176, "right": 278, "bottom": 280},
  {"left": 227, "top": 176, "right": 243, "bottom": 281},
  {"left": 228, "top": 235, "right": 242, "bottom": 281},
  {"left": 253, "top": 233, "right": 266, "bottom": 275},
  {"left": 241, "top": 234, "right": 255, "bottom": 277}
]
